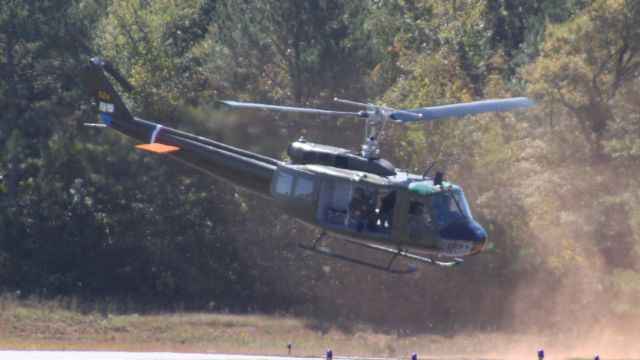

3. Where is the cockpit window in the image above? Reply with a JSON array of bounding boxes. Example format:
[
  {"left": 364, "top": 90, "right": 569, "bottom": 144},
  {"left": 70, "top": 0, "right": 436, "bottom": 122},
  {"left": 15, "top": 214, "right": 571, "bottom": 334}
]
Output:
[
  {"left": 452, "top": 190, "right": 472, "bottom": 220},
  {"left": 429, "top": 190, "right": 472, "bottom": 230}
]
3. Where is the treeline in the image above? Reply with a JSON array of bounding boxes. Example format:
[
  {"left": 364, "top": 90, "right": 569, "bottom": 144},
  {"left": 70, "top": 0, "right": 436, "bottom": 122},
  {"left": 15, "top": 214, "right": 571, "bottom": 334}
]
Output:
[{"left": 1, "top": 0, "right": 640, "bottom": 333}]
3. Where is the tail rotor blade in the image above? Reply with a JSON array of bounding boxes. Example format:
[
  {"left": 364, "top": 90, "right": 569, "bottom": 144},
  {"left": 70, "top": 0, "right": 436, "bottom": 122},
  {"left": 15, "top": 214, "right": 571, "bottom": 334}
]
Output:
[
  {"left": 102, "top": 62, "right": 134, "bottom": 93},
  {"left": 68, "top": 26, "right": 135, "bottom": 93},
  {"left": 66, "top": 26, "right": 93, "bottom": 55}
]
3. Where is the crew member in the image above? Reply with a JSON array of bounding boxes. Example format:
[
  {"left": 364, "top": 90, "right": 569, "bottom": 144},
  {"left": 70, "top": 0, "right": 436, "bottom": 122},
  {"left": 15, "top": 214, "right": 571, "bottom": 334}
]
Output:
[{"left": 349, "top": 187, "right": 369, "bottom": 232}]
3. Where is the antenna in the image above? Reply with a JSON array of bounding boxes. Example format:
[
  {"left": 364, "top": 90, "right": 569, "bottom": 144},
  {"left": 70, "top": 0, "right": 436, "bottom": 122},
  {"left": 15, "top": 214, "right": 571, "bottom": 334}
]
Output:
[{"left": 421, "top": 161, "right": 436, "bottom": 178}]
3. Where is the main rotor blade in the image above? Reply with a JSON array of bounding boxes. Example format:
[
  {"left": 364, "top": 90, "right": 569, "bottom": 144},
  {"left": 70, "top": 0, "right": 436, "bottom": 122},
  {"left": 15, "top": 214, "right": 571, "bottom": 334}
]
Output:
[
  {"left": 218, "top": 100, "right": 362, "bottom": 117},
  {"left": 391, "top": 97, "right": 535, "bottom": 122}
]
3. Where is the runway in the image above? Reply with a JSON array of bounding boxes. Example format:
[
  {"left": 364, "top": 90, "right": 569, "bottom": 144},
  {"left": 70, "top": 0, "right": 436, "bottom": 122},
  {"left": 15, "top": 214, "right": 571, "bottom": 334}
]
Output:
[
  {"left": 0, "top": 352, "right": 491, "bottom": 360},
  {"left": 0, "top": 353, "right": 318, "bottom": 360}
]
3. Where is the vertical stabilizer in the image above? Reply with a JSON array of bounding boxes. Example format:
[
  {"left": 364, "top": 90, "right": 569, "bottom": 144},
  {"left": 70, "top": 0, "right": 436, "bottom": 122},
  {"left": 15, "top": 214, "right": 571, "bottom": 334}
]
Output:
[{"left": 83, "top": 57, "right": 135, "bottom": 126}]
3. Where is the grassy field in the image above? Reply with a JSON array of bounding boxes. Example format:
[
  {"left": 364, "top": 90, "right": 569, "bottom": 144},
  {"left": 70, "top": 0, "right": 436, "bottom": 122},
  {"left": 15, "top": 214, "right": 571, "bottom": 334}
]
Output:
[{"left": 0, "top": 297, "right": 637, "bottom": 360}]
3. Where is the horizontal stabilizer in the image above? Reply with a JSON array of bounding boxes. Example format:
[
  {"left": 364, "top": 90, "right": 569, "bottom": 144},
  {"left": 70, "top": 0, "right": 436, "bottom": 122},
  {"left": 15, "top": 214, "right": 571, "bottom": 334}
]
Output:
[{"left": 135, "top": 143, "right": 180, "bottom": 153}]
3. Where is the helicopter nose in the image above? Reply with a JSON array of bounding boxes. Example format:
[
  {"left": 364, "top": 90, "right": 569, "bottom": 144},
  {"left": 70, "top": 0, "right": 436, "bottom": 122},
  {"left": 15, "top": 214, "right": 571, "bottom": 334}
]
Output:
[
  {"left": 439, "top": 220, "right": 487, "bottom": 253},
  {"left": 469, "top": 221, "right": 487, "bottom": 253}
]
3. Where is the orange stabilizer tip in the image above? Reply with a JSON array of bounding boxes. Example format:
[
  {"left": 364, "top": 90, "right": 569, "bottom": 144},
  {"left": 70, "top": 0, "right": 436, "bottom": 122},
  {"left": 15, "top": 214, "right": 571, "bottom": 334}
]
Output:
[{"left": 135, "top": 143, "right": 180, "bottom": 153}]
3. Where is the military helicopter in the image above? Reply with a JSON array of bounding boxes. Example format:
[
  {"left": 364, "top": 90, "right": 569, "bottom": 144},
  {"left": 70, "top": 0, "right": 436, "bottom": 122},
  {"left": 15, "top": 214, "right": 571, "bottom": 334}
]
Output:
[{"left": 84, "top": 56, "right": 534, "bottom": 274}]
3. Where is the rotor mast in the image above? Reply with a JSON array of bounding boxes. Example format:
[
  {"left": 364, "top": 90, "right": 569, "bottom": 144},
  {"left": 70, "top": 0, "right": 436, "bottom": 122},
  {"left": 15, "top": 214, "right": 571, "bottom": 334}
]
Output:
[
  {"left": 333, "top": 98, "right": 395, "bottom": 159},
  {"left": 333, "top": 98, "right": 425, "bottom": 159}
]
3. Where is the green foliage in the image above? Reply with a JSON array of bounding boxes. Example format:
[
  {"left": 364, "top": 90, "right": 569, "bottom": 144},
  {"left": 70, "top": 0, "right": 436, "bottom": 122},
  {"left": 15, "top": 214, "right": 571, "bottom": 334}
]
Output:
[
  {"left": 1, "top": 0, "right": 640, "bottom": 333},
  {"left": 0, "top": 0, "right": 251, "bottom": 310},
  {"left": 95, "top": 0, "right": 213, "bottom": 119},
  {"left": 200, "top": 0, "right": 371, "bottom": 103},
  {"left": 525, "top": 0, "right": 640, "bottom": 156}
]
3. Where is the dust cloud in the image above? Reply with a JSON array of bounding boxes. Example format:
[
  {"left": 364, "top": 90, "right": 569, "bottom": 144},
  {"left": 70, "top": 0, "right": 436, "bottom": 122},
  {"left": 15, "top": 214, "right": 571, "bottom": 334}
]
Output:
[
  {"left": 477, "top": 161, "right": 640, "bottom": 359},
  {"left": 308, "top": 158, "right": 640, "bottom": 359}
]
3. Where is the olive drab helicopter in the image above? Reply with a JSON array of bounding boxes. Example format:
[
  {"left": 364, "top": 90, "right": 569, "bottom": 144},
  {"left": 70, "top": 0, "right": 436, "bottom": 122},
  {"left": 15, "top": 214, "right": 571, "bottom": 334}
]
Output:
[{"left": 83, "top": 56, "right": 534, "bottom": 274}]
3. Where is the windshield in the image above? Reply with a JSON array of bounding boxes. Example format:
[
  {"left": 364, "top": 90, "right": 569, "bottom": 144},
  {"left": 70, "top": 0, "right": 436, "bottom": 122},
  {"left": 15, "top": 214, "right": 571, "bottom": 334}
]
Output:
[{"left": 429, "top": 190, "right": 473, "bottom": 230}]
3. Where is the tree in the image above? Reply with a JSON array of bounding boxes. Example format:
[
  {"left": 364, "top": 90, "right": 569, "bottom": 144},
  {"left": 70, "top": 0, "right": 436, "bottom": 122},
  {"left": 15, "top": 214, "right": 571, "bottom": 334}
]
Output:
[
  {"left": 526, "top": 0, "right": 640, "bottom": 158},
  {"left": 0, "top": 0, "right": 98, "bottom": 294}
]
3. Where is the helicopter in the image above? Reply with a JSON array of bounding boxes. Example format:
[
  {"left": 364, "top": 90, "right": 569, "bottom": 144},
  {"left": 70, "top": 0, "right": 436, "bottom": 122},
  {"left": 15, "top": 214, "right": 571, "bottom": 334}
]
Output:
[{"left": 83, "top": 56, "right": 534, "bottom": 274}]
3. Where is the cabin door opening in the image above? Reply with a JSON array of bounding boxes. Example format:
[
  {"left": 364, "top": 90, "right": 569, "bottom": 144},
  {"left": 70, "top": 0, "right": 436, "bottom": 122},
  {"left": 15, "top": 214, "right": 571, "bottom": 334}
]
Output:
[{"left": 317, "top": 180, "right": 395, "bottom": 238}]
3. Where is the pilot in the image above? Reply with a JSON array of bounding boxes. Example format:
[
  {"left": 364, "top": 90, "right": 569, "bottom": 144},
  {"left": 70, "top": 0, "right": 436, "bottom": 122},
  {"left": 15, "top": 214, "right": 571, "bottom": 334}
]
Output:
[{"left": 349, "top": 187, "right": 369, "bottom": 232}]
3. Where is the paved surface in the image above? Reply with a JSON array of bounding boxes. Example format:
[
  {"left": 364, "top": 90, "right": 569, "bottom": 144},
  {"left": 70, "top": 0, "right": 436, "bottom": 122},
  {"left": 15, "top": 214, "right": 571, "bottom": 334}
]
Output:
[
  {"left": 0, "top": 353, "right": 318, "bottom": 360},
  {"left": 0, "top": 352, "right": 491, "bottom": 360}
]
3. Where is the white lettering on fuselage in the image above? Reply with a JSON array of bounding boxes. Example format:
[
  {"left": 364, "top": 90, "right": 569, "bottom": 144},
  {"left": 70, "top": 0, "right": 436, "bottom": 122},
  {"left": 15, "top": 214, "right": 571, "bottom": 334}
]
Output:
[{"left": 99, "top": 102, "right": 115, "bottom": 113}]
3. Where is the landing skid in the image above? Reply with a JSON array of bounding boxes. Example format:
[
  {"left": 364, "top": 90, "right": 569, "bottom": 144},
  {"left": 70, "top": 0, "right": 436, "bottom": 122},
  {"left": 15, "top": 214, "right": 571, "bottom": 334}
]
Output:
[
  {"left": 299, "top": 232, "right": 463, "bottom": 274},
  {"left": 299, "top": 243, "right": 418, "bottom": 274}
]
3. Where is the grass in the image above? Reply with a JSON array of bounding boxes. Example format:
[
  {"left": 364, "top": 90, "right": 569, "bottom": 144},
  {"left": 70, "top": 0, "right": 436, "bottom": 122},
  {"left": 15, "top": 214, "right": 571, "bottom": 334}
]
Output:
[
  {"left": 0, "top": 297, "right": 406, "bottom": 355},
  {"left": 0, "top": 297, "right": 638, "bottom": 360}
]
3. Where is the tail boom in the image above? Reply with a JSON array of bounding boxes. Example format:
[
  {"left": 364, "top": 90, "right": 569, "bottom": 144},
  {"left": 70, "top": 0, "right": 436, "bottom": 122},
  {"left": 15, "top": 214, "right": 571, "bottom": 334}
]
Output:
[{"left": 84, "top": 60, "right": 278, "bottom": 197}]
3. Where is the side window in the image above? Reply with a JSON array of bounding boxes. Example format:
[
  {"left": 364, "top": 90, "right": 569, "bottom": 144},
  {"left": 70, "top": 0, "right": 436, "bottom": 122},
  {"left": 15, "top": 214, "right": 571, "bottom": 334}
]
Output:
[
  {"left": 408, "top": 201, "right": 424, "bottom": 216},
  {"left": 293, "top": 177, "right": 314, "bottom": 201},
  {"left": 275, "top": 172, "right": 293, "bottom": 196}
]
